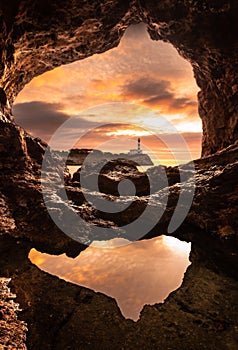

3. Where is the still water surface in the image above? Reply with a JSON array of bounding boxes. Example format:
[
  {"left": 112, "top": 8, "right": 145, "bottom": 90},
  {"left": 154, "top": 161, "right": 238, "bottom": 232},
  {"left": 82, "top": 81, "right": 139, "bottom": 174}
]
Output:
[{"left": 29, "top": 236, "right": 191, "bottom": 321}]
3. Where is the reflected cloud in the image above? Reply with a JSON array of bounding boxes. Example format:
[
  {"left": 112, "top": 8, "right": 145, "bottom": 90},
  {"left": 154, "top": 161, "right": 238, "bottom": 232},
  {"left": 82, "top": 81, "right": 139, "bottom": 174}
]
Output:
[{"left": 29, "top": 236, "right": 191, "bottom": 321}]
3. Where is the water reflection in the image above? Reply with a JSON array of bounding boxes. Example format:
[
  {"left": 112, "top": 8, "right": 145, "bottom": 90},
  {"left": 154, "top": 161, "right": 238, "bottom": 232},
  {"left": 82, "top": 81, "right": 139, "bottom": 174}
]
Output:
[
  {"left": 29, "top": 236, "right": 191, "bottom": 321},
  {"left": 67, "top": 165, "right": 81, "bottom": 176}
]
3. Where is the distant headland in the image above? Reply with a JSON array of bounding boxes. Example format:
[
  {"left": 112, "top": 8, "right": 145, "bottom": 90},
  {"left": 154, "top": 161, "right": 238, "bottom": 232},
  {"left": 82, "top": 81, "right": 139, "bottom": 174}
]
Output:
[
  {"left": 64, "top": 148, "right": 154, "bottom": 166},
  {"left": 54, "top": 137, "right": 154, "bottom": 166}
]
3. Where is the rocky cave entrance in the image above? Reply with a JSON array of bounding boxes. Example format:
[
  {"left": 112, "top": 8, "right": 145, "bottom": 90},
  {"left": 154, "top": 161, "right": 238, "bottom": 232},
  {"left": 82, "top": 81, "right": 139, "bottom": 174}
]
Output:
[
  {"left": 1, "top": 2, "right": 238, "bottom": 349},
  {"left": 11, "top": 22, "right": 200, "bottom": 321}
]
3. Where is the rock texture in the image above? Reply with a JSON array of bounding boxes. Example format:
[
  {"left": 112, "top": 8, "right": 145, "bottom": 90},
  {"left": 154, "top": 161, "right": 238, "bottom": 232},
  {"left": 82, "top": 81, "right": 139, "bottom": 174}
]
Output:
[
  {"left": 0, "top": 118, "right": 237, "bottom": 348},
  {"left": 139, "top": 0, "right": 238, "bottom": 156},
  {"left": 71, "top": 158, "right": 151, "bottom": 196},
  {"left": 64, "top": 143, "right": 238, "bottom": 241},
  {"left": 0, "top": 121, "right": 86, "bottom": 256},
  {"left": 0, "top": 278, "right": 27, "bottom": 349}
]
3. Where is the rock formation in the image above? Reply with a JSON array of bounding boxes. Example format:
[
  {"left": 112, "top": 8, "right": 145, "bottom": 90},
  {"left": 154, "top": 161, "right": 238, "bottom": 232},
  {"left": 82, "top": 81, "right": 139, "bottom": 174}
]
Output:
[
  {"left": 71, "top": 158, "right": 151, "bottom": 196},
  {"left": 66, "top": 148, "right": 154, "bottom": 166},
  {"left": 0, "top": 277, "right": 27, "bottom": 349},
  {"left": 0, "top": 1, "right": 238, "bottom": 349},
  {"left": 63, "top": 143, "right": 238, "bottom": 241}
]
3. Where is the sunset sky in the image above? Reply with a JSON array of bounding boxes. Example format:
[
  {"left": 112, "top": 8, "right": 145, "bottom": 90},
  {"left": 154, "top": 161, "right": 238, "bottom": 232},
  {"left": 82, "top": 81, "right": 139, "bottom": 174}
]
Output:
[{"left": 13, "top": 23, "right": 202, "bottom": 165}]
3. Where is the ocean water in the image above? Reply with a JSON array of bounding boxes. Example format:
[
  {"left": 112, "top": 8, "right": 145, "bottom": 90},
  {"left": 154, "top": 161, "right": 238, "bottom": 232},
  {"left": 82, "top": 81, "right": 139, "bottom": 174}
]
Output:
[{"left": 67, "top": 165, "right": 81, "bottom": 176}]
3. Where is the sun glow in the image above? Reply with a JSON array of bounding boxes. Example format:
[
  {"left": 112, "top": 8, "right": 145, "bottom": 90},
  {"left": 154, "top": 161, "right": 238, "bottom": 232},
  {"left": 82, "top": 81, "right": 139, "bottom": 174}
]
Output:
[{"left": 106, "top": 128, "right": 151, "bottom": 137}]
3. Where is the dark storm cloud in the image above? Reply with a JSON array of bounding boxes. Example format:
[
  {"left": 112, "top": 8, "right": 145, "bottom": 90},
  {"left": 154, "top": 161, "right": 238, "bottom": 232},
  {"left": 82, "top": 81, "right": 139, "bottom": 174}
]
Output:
[
  {"left": 121, "top": 77, "right": 197, "bottom": 113},
  {"left": 171, "top": 98, "right": 197, "bottom": 109},
  {"left": 12, "top": 101, "right": 100, "bottom": 143},
  {"left": 13, "top": 101, "right": 71, "bottom": 141},
  {"left": 122, "top": 78, "right": 173, "bottom": 100},
  {"left": 12, "top": 101, "right": 106, "bottom": 149}
]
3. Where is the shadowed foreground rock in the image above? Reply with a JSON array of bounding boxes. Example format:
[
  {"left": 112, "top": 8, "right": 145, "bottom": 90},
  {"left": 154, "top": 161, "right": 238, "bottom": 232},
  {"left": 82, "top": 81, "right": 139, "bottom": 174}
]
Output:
[
  {"left": 66, "top": 142, "right": 238, "bottom": 241},
  {"left": 0, "top": 121, "right": 87, "bottom": 256},
  {"left": 0, "top": 120, "right": 237, "bottom": 349},
  {"left": 71, "top": 158, "right": 151, "bottom": 196}
]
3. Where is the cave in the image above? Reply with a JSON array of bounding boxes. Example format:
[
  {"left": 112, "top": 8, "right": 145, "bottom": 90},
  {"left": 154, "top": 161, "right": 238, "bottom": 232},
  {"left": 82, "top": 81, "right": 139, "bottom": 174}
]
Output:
[{"left": 0, "top": 1, "right": 238, "bottom": 349}]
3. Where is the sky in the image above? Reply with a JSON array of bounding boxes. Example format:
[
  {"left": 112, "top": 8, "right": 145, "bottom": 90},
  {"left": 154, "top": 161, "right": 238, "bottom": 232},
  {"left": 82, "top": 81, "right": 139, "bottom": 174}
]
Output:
[
  {"left": 13, "top": 23, "right": 202, "bottom": 165},
  {"left": 29, "top": 236, "right": 191, "bottom": 321}
]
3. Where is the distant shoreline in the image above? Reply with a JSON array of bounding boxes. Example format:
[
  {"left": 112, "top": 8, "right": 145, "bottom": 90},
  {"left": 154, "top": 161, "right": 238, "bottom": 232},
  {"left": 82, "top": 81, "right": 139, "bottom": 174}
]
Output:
[{"left": 54, "top": 148, "right": 154, "bottom": 166}]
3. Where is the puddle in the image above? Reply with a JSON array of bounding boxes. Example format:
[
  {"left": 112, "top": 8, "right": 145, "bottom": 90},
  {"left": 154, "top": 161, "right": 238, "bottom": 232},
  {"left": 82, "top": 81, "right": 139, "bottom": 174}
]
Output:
[{"left": 29, "top": 235, "right": 191, "bottom": 321}]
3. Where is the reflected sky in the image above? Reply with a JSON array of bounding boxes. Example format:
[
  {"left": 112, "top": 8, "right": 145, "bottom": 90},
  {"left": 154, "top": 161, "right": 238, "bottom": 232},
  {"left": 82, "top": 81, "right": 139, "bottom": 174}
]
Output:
[{"left": 29, "top": 236, "right": 191, "bottom": 321}]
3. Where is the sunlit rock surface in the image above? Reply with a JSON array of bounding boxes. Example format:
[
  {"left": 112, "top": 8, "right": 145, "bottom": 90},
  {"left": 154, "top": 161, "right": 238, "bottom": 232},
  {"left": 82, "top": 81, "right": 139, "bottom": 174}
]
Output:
[
  {"left": 0, "top": 278, "right": 27, "bottom": 349},
  {"left": 65, "top": 143, "right": 238, "bottom": 240}
]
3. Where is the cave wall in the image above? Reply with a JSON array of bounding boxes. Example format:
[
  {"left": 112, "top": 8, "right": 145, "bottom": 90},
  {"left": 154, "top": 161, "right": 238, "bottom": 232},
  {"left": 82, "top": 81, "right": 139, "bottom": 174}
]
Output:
[
  {"left": 139, "top": 0, "right": 238, "bottom": 155},
  {"left": 1, "top": 1, "right": 238, "bottom": 155}
]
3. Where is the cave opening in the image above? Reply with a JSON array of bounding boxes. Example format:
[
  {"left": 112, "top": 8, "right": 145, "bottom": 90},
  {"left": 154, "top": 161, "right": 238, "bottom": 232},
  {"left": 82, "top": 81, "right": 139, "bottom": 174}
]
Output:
[{"left": 9, "top": 22, "right": 201, "bottom": 321}]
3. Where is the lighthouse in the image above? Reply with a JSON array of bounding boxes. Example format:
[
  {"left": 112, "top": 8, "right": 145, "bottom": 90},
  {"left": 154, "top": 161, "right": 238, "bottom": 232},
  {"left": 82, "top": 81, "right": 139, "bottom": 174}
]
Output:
[
  {"left": 128, "top": 137, "right": 143, "bottom": 155},
  {"left": 138, "top": 137, "right": 141, "bottom": 153}
]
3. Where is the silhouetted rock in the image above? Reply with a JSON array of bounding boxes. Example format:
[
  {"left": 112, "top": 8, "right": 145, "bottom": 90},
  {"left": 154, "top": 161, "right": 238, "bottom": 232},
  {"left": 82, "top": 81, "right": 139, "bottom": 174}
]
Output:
[
  {"left": 1, "top": 1, "right": 238, "bottom": 155},
  {"left": 71, "top": 158, "right": 151, "bottom": 196},
  {"left": 67, "top": 145, "right": 238, "bottom": 241}
]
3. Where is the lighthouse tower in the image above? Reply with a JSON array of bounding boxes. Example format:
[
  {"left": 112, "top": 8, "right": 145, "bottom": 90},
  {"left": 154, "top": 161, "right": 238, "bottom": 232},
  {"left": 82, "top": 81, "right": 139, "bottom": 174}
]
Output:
[
  {"left": 128, "top": 137, "right": 143, "bottom": 155},
  {"left": 138, "top": 137, "right": 141, "bottom": 153}
]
